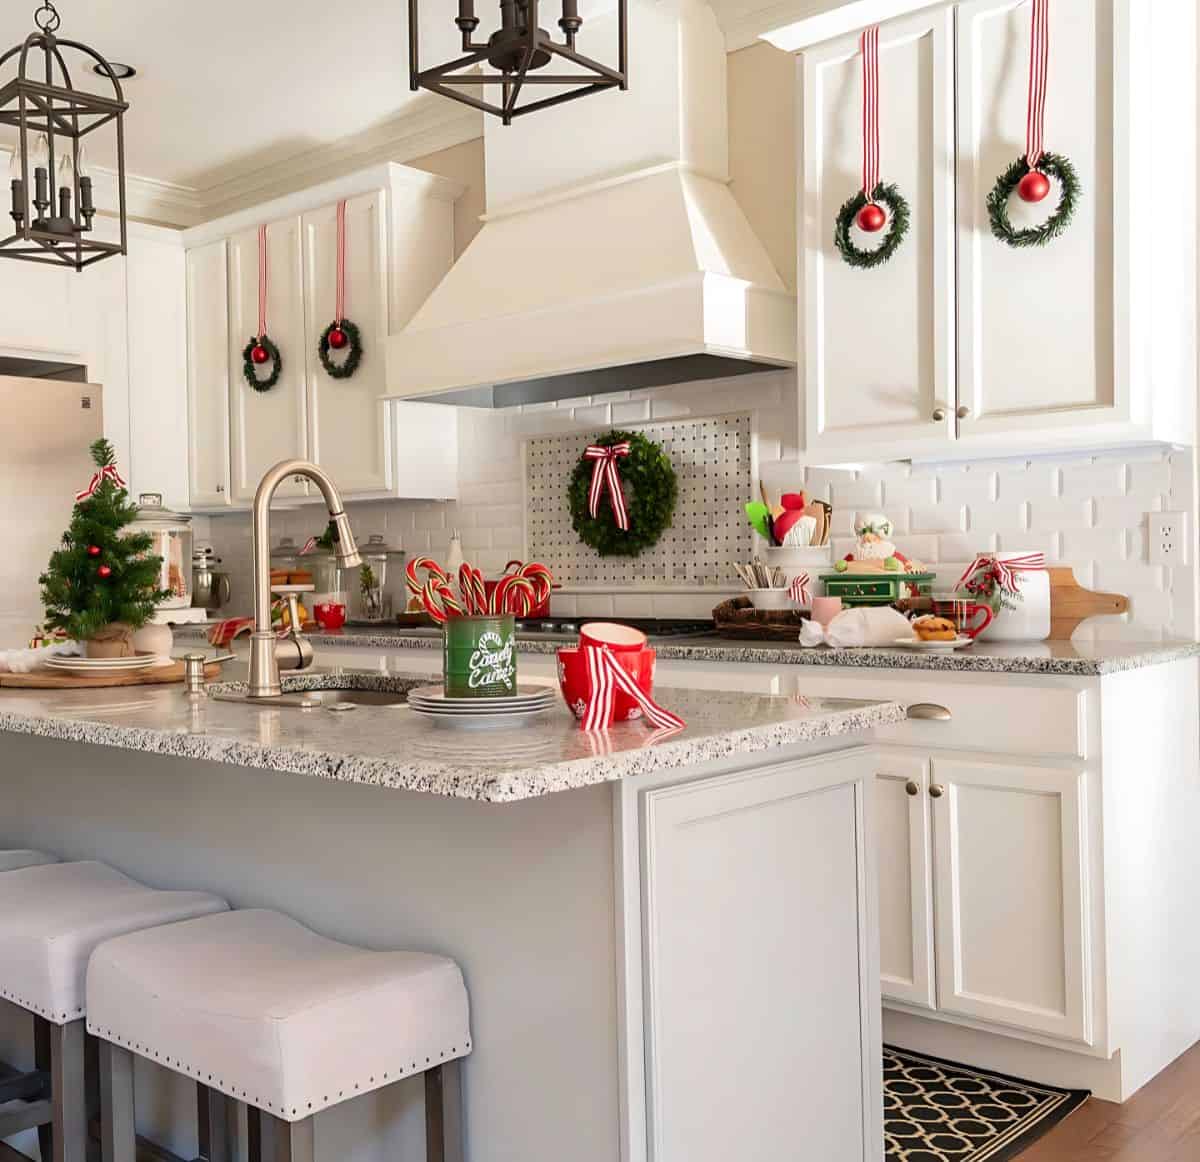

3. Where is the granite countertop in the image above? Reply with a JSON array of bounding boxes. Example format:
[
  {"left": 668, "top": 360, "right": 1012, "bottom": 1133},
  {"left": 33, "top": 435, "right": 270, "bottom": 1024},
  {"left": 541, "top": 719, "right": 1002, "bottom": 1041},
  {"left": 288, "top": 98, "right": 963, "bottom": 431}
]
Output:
[
  {"left": 0, "top": 668, "right": 904, "bottom": 803},
  {"left": 176, "top": 625, "right": 1200, "bottom": 676}
]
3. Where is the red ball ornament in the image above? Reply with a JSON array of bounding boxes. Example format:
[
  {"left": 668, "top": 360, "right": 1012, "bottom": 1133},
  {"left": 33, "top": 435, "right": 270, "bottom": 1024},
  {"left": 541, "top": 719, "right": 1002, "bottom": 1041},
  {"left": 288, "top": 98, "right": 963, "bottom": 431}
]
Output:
[
  {"left": 1017, "top": 169, "right": 1051, "bottom": 203},
  {"left": 97, "top": 564, "right": 113, "bottom": 578},
  {"left": 328, "top": 327, "right": 348, "bottom": 351},
  {"left": 87, "top": 545, "right": 101, "bottom": 557},
  {"left": 251, "top": 344, "right": 271, "bottom": 365},
  {"left": 856, "top": 202, "right": 887, "bottom": 233}
]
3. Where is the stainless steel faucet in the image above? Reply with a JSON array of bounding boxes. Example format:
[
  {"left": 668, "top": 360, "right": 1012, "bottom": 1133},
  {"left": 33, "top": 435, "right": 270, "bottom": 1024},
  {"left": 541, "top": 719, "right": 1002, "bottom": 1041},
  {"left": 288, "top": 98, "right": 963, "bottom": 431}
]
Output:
[{"left": 247, "top": 460, "right": 362, "bottom": 698}]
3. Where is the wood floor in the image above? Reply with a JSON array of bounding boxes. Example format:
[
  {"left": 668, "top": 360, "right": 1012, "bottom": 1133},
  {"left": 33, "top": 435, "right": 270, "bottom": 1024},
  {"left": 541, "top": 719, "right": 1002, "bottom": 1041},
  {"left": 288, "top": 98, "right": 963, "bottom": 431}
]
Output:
[{"left": 1018, "top": 1041, "right": 1200, "bottom": 1161}]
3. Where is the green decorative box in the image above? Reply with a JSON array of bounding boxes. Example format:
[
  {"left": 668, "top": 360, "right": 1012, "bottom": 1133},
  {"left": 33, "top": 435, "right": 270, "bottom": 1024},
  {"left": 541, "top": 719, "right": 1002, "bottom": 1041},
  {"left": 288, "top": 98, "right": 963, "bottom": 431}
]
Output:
[{"left": 818, "top": 571, "right": 936, "bottom": 607}]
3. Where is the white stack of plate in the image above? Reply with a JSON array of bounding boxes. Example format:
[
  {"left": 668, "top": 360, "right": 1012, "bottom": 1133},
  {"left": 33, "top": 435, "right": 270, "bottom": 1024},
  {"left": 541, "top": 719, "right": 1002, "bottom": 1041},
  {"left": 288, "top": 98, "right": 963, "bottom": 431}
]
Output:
[
  {"left": 43, "top": 653, "right": 166, "bottom": 678},
  {"left": 407, "top": 683, "right": 557, "bottom": 729}
]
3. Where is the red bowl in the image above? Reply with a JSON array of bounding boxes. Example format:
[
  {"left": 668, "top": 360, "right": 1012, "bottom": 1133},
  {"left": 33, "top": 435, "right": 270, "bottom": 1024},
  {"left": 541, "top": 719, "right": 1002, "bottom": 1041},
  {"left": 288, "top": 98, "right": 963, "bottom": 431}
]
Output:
[
  {"left": 557, "top": 646, "right": 657, "bottom": 724},
  {"left": 578, "top": 621, "right": 648, "bottom": 653}
]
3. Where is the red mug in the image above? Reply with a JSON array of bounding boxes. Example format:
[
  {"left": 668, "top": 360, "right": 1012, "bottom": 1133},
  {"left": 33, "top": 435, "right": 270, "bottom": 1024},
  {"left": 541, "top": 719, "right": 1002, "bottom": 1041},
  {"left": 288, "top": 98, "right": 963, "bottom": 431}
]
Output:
[
  {"left": 557, "top": 646, "right": 657, "bottom": 723},
  {"left": 931, "top": 595, "right": 994, "bottom": 639},
  {"left": 313, "top": 601, "right": 347, "bottom": 630}
]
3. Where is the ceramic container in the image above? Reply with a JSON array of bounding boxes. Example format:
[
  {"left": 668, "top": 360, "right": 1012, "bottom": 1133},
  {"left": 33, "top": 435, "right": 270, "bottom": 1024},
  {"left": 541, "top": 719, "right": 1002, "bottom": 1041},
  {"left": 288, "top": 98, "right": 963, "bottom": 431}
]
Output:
[
  {"left": 443, "top": 615, "right": 517, "bottom": 697},
  {"left": 978, "top": 554, "right": 1051, "bottom": 642},
  {"left": 746, "top": 588, "right": 796, "bottom": 611},
  {"left": 557, "top": 646, "right": 656, "bottom": 723}
]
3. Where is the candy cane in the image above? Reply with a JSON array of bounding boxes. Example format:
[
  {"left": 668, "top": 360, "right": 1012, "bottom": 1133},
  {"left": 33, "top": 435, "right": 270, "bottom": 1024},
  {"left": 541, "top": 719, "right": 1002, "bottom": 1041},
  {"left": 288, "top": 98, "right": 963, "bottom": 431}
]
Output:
[
  {"left": 420, "top": 579, "right": 448, "bottom": 623},
  {"left": 458, "top": 564, "right": 477, "bottom": 615},
  {"left": 406, "top": 555, "right": 447, "bottom": 598}
]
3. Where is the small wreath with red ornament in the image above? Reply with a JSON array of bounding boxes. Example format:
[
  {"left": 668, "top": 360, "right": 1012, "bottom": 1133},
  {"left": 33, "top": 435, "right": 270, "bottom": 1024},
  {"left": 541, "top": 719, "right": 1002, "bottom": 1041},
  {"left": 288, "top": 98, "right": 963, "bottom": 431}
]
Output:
[
  {"left": 242, "top": 335, "right": 282, "bottom": 392},
  {"left": 834, "top": 182, "right": 910, "bottom": 270},
  {"left": 987, "top": 152, "right": 1080, "bottom": 249},
  {"left": 318, "top": 318, "right": 363, "bottom": 380}
]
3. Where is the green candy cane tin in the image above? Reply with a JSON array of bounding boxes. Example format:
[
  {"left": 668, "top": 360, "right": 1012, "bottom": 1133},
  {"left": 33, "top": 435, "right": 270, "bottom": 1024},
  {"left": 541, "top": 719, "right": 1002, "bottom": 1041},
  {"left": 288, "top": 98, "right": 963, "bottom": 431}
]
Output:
[{"left": 443, "top": 614, "right": 518, "bottom": 697}]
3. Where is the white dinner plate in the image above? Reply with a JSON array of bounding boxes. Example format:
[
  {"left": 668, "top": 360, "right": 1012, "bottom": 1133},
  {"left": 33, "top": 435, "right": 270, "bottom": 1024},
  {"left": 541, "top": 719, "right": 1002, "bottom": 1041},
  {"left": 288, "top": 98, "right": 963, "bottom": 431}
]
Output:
[
  {"left": 44, "top": 654, "right": 164, "bottom": 676},
  {"left": 409, "top": 704, "right": 554, "bottom": 730},
  {"left": 890, "top": 636, "right": 975, "bottom": 652},
  {"left": 407, "top": 684, "right": 556, "bottom": 708}
]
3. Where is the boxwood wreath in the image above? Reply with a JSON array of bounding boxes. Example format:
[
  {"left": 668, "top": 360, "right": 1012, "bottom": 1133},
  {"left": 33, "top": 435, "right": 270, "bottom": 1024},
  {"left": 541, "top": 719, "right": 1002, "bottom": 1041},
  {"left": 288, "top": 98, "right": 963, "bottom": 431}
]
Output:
[
  {"left": 987, "top": 153, "right": 1080, "bottom": 248},
  {"left": 242, "top": 335, "right": 282, "bottom": 392},
  {"left": 834, "top": 183, "right": 910, "bottom": 269},
  {"left": 568, "top": 430, "right": 678, "bottom": 557},
  {"left": 318, "top": 319, "right": 363, "bottom": 379}
]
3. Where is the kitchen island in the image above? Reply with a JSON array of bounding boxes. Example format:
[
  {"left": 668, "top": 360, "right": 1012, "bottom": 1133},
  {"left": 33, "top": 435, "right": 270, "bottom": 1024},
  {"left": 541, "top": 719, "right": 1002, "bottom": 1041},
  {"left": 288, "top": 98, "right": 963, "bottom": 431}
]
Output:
[{"left": 0, "top": 671, "right": 903, "bottom": 1162}]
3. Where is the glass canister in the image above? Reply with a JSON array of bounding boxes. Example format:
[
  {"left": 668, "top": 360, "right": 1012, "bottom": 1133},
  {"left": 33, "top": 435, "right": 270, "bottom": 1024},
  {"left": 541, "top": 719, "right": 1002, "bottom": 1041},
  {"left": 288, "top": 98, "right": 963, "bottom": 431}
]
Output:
[
  {"left": 355, "top": 534, "right": 406, "bottom": 622},
  {"left": 131, "top": 493, "right": 193, "bottom": 610}
]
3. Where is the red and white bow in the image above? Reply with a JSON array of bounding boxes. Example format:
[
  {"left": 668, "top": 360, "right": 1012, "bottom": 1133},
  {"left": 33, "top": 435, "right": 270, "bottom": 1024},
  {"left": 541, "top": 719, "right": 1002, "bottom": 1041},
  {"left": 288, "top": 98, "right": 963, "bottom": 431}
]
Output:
[
  {"left": 75, "top": 464, "right": 126, "bottom": 502},
  {"left": 788, "top": 571, "right": 812, "bottom": 605},
  {"left": 956, "top": 552, "right": 1045, "bottom": 595},
  {"left": 581, "top": 645, "right": 685, "bottom": 733},
  {"left": 584, "top": 442, "right": 631, "bottom": 530}
]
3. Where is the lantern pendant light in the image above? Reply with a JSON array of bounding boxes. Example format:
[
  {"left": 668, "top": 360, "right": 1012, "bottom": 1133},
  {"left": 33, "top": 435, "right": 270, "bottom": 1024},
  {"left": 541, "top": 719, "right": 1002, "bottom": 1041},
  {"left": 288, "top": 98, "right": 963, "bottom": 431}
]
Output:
[
  {"left": 408, "top": 0, "right": 627, "bottom": 124},
  {"left": 0, "top": 0, "right": 129, "bottom": 271}
]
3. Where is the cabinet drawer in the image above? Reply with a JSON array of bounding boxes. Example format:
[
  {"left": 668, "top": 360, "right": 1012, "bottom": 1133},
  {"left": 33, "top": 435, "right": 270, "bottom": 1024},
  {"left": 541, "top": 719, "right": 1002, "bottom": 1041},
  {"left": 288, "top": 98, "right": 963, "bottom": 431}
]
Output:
[{"left": 791, "top": 673, "right": 1086, "bottom": 758}]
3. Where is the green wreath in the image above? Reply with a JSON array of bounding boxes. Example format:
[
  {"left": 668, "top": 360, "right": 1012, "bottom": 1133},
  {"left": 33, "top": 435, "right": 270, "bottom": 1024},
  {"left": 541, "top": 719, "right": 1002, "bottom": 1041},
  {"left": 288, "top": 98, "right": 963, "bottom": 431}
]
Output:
[
  {"left": 568, "top": 430, "right": 678, "bottom": 558},
  {"left": 242, "top": 335, "right": 282, "bottom": 392},
  {"left": 318, "top": 318, "right": 363, "bottom": 380},
  {"left": 834, "top": 182, "right": 911, "bottom": 269},
  {"left": 987, "top": 152, "right": 1080, "bottom": 248}
]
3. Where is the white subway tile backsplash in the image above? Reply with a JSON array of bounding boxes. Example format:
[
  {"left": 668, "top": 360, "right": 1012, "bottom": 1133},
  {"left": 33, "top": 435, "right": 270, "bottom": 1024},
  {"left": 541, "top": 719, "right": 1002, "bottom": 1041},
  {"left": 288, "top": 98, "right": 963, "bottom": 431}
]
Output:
[
  {"left": 1128, "top": 458, "right": 1173, "bottom": 497},
  {"left": 882, "top": 476, "right": 937, "bottom": 509},
  {"left": 910, "top": 504, "right": 966, "bottom": 534},
  {"left": 1060, "top": 460, "right": 1127, "bottom": 499},
  {"left": 1061, "top": 527, "right": 1127, "bottom": 563},
  {"left": 1028, "top": 497, "right": 1091, "bottom": 531}
]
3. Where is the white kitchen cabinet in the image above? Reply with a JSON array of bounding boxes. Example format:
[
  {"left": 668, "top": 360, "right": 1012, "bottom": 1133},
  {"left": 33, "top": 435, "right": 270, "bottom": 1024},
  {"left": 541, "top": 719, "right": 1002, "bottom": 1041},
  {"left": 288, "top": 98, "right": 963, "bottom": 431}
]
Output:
[
  {"left": 874, "top": 752, "right": 935, "bottom": 1010},
  {"left": 185, "top": 240, "right": 230, "bottom": 508},
  {"left": 802, "top": 8, "right": 956, "bottom": 458},
  {"left": 227, "top": 217, "right": 309, "bottom": 502}
]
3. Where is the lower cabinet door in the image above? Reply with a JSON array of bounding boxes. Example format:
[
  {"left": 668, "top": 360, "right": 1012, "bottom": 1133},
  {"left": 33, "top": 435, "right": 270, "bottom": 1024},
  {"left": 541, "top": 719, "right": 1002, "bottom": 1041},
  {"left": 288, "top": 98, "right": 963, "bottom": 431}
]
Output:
[
  {"left": 875, "top": 754, "right": 936, "bottom": 1010},
  {"left": 930, "top": 758, "right": 1091, "bottom": 1044}
]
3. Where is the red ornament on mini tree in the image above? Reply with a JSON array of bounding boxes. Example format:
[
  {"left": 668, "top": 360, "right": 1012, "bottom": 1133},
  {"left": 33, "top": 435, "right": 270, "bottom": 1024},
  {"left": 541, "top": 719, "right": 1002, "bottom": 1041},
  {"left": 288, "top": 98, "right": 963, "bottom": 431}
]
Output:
[
  {"left": 87, "top": 545, "right": 101, "bottom": 557},
  {"left": 856, "top": 202, "right": 887, "bottom": 233},
  {"left": 251, "top": 343, "right": 271, "bottom": 365},
  {"left": 1017, "top": 169, "right": 1051, "bottom": 203},
  {"left": 97, "top": 564, "right": 113, "bottom": 578}
]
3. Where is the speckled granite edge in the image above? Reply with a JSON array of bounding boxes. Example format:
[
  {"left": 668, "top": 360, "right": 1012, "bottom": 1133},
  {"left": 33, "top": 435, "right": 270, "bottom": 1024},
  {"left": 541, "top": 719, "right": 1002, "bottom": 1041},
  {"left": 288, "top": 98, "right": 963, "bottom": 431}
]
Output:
[{"left": 0, "top": 672, "right": 906, "bottom": 803}]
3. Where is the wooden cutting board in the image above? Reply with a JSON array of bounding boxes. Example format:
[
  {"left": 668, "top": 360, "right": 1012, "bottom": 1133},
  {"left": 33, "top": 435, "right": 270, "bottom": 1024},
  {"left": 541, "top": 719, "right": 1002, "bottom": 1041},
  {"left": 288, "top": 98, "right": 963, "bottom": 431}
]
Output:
[
  {"left": 0, "top": 659, "right": 222, "bottom": 690},
  {"left": 1048, "top": 566, "right": 1129, "bottom": 638}
]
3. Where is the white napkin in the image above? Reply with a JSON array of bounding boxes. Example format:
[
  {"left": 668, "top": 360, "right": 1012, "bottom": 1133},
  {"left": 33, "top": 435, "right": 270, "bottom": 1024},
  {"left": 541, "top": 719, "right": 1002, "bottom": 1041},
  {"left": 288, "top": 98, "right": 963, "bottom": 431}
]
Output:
[
  {"left": 0, "top": 641, "right": 80, "bottom": 673},
  {"left": 801, "top": 607, "right": 913, "bottom": 649}
]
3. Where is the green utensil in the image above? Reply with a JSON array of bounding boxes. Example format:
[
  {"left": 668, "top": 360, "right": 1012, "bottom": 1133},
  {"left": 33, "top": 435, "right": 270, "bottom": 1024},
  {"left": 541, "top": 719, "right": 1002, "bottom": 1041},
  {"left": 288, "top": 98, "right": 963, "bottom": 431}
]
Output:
[{"left": 745, "top": 501, "right": 772, "bottom": 541}]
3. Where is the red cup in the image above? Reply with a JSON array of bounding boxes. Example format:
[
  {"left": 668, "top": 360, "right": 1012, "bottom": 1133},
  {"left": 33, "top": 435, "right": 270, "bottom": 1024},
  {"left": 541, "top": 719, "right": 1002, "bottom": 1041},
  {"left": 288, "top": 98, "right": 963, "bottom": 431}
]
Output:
[
  {"left": 578, "top": 621, "right": 648, "bottom": 653},
  {"left": 557, "top": 646, "right": 657, "bottom": 723},
  {"left": 314, "top": 601, "right": 347, "bottom": 630},
  {"left": 930, "top": 595, "right": 994, "bottom": 639}
]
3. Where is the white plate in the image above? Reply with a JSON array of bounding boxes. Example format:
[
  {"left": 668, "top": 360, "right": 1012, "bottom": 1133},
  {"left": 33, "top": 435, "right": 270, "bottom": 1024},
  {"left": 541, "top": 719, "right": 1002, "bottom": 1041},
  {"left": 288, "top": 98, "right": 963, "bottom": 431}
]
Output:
[
  {"left": 44, "top": 654, "right": 152, "bottom": 667},
  {"left": 409, "top": 705, "right": 554, "bottom": 730},
  {"left": 891, "top": 636, "right": 975, "bottom": 652},
  {"left": 408, "top": 698, "right": 555, "bottom": 715},
  {"left": 408, "top": 684, "right": 555, "bottom": 708}
]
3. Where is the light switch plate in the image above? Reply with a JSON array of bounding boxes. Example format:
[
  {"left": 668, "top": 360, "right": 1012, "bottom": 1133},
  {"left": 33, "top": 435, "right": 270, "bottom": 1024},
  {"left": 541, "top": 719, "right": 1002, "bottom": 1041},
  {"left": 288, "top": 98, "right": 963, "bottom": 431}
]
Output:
[{"left": 1149, "top": 511, "right": 1189, "bottom": 566}]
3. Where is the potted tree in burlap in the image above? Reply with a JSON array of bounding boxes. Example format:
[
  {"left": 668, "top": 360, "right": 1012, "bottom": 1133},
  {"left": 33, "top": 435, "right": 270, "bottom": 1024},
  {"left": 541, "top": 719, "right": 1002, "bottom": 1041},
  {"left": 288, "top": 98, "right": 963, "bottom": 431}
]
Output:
[{"left": 39, "top": 439, "right": 167, "bottom": 657}]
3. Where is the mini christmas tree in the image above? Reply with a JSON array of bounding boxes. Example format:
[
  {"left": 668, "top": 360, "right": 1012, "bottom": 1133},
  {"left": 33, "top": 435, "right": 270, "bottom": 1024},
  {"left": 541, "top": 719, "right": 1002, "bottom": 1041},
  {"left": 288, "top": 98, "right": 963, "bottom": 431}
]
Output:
[{"left": 39, "top": 439, "right": 167, "bottom": 644}]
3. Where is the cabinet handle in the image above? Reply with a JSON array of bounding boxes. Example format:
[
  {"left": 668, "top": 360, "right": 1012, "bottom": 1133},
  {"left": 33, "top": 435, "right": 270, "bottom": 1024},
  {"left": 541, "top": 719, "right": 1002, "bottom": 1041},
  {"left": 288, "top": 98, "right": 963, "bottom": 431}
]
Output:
[
  {"left": 956, "top": 405, "right": 971, "bottom": 420},
  {"left": 907, "top": 702, "right": 952, "bottom": 721},
  {"left": 931, "top": 407, "right": 947, "bottom": 422},
  {"left": 905, "top": 780, "right": 920, "bottom": 797},
  {"left": 929, "top": 784, "right": 945, "bottom": 799},
  {"left": 216, "top": 483, "right": 224, "bottom": 494}
]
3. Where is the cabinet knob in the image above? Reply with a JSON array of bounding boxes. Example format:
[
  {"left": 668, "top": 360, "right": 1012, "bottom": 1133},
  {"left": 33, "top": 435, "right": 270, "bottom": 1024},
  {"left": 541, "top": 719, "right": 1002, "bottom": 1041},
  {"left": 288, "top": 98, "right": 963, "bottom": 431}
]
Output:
[
  {"left": 905, "top": 780, "right": 920, "bottom": 797},
  {"left": 956, "top": 405, "right": 971, "bottom": 420},
  {"left": 216, "top": 483, "right": 224, "bottom": 494},
  {"left": 931, "top": 407, "right": 947, "bottom": 422},
  {"left": 929, "top": 784, "right": 945, "bottom": 799},
  {"left": 907, "top": 702, "right": 952, "bottom": 721}
]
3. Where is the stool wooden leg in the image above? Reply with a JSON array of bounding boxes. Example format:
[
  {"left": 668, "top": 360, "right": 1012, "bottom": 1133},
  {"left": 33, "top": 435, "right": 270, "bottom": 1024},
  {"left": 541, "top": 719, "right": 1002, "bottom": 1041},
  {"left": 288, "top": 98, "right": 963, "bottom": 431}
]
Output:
[
  {"left": 258, "top": 1113, "right": 313, "bottom": 1162},
  {"left": 425, "top": 1061, "right": 464, "bottom": 1162},
  {"left": 49, "top": 1019, "right": 88, "bottom": 1162},
  {"left": 98, "top": 1042, "right": 136, "bottom": 1162}
]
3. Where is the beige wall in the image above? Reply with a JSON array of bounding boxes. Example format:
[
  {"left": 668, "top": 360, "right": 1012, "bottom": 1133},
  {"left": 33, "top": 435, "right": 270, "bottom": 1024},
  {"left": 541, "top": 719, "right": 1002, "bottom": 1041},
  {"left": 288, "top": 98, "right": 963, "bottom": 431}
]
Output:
[{"left": 407, "top": 139, "right": 487, "bottom": 258}]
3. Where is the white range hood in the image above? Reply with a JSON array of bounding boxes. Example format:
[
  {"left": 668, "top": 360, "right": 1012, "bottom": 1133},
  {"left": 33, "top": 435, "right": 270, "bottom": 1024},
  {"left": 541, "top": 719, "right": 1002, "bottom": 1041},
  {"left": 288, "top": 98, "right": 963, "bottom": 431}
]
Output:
[{"left": 387, "top": 0, "right": 795, "bottom": 405}]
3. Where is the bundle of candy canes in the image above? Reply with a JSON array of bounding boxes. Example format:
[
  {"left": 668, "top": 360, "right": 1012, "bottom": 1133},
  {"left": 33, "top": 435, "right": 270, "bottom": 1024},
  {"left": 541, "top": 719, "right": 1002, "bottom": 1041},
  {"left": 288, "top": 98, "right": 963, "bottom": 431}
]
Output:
[{"left": 406, "top": 557, "right": 553, "bottom": 623}]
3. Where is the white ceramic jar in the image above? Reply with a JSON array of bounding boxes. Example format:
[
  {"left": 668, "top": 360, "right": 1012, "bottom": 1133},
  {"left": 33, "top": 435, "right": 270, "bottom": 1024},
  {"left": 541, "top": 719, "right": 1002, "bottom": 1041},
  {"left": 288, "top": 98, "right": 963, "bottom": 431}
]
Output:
[{"left": 978, "top": 552, "right": 1051, "bottom": 642}]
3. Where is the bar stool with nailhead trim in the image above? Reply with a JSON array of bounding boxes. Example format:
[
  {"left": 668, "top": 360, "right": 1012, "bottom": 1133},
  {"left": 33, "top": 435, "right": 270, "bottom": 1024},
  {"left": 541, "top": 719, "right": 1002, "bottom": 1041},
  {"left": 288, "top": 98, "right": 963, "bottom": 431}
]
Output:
[
  {"left": 0, "top": 861, "right": 228, "bottom": 1162},
  {"left": 0, "top": 848, "right": 59, "bottom": 872},
  {"left": 88, "top": 908, "right": 473, "bottom": 1162}
]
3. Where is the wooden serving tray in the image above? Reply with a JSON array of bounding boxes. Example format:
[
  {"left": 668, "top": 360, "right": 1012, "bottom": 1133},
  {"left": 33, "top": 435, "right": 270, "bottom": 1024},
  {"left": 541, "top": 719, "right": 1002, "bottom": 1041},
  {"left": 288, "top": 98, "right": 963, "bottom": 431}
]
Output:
[
  {"left": 1048, "top": 566, "right": 1129, "bottom": 638},
  {"left": 0, "top": 659, "right": 222, "bottom": 690}
]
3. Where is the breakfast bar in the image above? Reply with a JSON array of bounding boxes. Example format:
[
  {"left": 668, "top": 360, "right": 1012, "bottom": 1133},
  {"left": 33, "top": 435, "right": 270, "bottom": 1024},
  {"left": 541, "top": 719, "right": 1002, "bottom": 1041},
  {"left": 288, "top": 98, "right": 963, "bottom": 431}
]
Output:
[{"left": 0, "top": 671, "right": 903, "bottom": 1162}]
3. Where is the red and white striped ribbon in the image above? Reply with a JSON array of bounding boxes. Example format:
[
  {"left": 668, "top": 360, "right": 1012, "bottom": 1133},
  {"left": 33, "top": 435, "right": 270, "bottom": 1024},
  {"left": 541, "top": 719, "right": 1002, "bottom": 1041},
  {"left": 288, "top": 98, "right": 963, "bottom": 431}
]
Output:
[
  {"left": 956, "top": 552, "right": 1046, "bottom": 595},
  {"left": 257, "top": 223, "right": 269, "bottom": 339},
  {"left": 584, "top": 442, "right": 632, "bottom": 530},
  {"left": 335, "top": 199, "right": 347, "bottom": 324},
  {"left": 861, "top": 25, "right": 881, "bottom": 199},
  {"left": 1025, "top": 0, "right": 1049, "bottom": 168},
  {"left": 74, "top": 463, "right": 126, "bottom": 502},
  {"left": 788, "top": 571, "right": 811, "bottom": 605},
  {"left": 581, "top": 645, "right": 686, "bottom": 733}
]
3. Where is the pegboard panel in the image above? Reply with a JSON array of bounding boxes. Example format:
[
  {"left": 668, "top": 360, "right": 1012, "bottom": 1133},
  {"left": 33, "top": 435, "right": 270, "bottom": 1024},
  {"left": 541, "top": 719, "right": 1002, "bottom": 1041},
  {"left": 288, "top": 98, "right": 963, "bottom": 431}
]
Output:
[{"left": 525, "top": 413, "right": 754, "bottom": 587}]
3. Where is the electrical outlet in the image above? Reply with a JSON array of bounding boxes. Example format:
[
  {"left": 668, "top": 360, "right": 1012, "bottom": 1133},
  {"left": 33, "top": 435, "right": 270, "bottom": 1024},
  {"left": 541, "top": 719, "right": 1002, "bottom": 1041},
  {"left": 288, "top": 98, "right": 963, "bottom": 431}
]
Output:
[{"left": 1149, "top": 511, "right": 1189, "bottom": 566}]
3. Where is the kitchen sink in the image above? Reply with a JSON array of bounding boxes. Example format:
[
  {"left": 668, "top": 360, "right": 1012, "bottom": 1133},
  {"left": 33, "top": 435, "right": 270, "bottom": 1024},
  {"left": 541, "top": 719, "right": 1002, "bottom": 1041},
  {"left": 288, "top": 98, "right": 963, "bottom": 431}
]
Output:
[{"left": 211, "top": 685, "right": 410, "bottom": 710}]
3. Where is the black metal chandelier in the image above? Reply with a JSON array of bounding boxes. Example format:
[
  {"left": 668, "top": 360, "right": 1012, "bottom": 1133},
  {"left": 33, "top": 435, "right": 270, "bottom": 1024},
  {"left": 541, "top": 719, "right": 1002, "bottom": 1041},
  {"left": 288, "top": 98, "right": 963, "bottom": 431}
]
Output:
[
  {"left": 409, "top": 0, "right": 627, "bottom": 124},
  {"left": 0, "top": 0, "right": 128, "bottom": 271}
]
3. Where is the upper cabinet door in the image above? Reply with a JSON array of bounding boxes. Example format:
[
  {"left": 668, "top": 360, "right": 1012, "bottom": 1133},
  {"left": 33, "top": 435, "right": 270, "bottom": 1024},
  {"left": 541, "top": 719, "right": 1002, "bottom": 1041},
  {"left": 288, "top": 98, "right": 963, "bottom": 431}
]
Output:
[
  {"left": 302, "top": 191, "right": 392, "bottom": 497},
  {"left": 802, "top": 9, "right": 956, "bottom": 459},
  {"left": 185, "top": 240, "right": 231, "bottom": 507},
  {"left": 227, "top": 217, "right": 309, "bottom": 502},
  {"left": 956, "top": 0, "right": 1120, "bottom": 439}
]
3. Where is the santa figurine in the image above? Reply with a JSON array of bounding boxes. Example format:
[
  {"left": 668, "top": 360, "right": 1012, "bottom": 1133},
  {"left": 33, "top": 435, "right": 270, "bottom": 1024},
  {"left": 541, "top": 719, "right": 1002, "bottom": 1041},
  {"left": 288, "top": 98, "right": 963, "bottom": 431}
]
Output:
[{"left": 834, "top": 512, "right": 923, "bottom": 574}]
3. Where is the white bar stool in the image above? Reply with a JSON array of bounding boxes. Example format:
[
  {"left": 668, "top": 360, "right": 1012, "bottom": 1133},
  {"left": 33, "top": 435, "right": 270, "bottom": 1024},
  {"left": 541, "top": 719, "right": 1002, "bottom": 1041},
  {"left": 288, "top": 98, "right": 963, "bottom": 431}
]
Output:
[
  {"left": 0, "top": 861, "right": 228, "bottom": 1162},
  {"left": 88, "top": 909, "right": 473, "bottom": 1162},
  {"left": 0, "top": 848, "right": 59, "bottom": 872}
]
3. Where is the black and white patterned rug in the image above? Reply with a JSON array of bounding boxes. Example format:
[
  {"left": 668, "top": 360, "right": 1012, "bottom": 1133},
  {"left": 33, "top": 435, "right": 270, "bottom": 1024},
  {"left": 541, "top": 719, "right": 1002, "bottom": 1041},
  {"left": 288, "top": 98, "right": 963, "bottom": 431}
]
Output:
[{"left": 884, "top": 1046, "right": 1089, "bottom": 1161}]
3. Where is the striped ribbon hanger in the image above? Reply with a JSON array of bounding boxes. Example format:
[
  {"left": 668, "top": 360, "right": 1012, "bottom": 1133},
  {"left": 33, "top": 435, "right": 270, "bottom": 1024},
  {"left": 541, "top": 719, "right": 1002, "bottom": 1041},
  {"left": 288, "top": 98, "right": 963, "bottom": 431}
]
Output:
[
  {"left": 861, "top": 25, "right": 880, "bottom": 200},
  {"left": 955, "top": 552, "right": 1046, "bottom": 594},
  {"left": 581, "top": 645, "right": 685, "bottom": 733},
  {"left": 1025, "top": 0, "right": 1050, "bottom": 169},
  {"left": 75, "top": 463, "right": 126, "bottom": 502},
  {"left": 584, "top": 442, "right": 632, "bottom": 530},
  {"left": 788, "top": 571, "right": 811, "bottom": 606},
  {"left": 257, "top": 223, "right": 269, "bottom": 340},
  {"left": 335, "top": 199, "right": 347, "bottom": 324}
]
